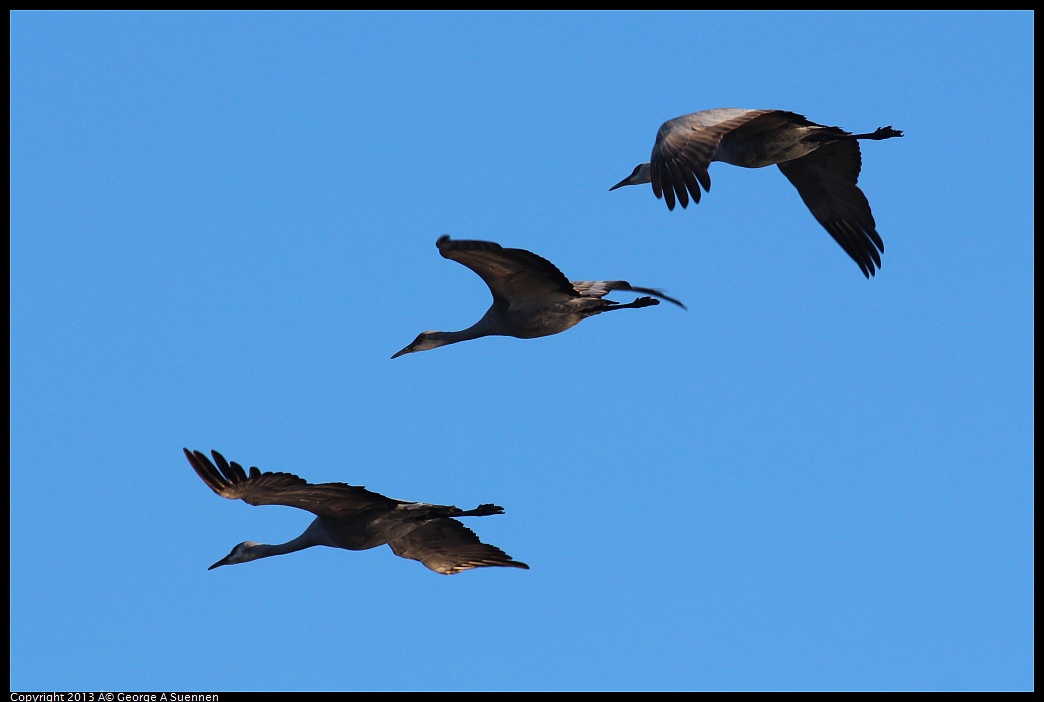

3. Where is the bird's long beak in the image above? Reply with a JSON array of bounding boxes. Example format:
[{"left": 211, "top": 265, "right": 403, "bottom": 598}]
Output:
[
  {"left": 611, "top": 163, "right": 647, "bottom": 191},
  {"left": 392, "top": 332, "right": 427, "bottom": 359},
  {"left": 208, "top": 555, "right": 231, "bottom": 570}
]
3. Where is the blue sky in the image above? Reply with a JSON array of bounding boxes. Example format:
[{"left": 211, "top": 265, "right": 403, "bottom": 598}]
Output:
[{"left": 10, "top": 11, "right": 1033, "bottom": 692}]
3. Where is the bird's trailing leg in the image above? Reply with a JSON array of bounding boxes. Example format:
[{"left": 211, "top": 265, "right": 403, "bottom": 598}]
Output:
[
  {"left": 457, "top": 503, "right": 505, "bottom": 517},
  {"left": 606, "top": 296, "right": 660, "bottom": 311},
  {"left": 849, "top": 126, "right": 904, "bottom": 140},
  {"left": 403, "top": 502, "right": 504, "bottom": 523}
]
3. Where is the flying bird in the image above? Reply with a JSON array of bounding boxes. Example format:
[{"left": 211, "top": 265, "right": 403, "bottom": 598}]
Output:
[
  {"left": 392, "top": 235, "right": 685, "bottom": 358},
  {"left": 610, "top": 108, "right": 903, "bottom": 278},
  {"left": 185, "top": 448, "right": 529, "bottom": 575}
]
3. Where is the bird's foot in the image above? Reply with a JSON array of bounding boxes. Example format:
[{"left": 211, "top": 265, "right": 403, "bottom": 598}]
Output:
[{"left": 874, "top": 126, "right": 904, "bottom": 139}]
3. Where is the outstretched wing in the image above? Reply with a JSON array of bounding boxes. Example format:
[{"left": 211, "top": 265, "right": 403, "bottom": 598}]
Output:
[
  {"left": 436, "top": 235, "right": 578, "bottom": 312},
  {"left": 184, "top": 449, "right": 403, "bottom": 518},
  {"left": 651, "top": 108, "right": 778, "bottom": 210},
  {"left": 388, "top": 518, "right": 530, "bottom": 575},
  {"left": 776, "top": 139, "right": 884, "bottom": 278},
  {"left": 569, "top": 280, "right": 687, "bottom": 310}
]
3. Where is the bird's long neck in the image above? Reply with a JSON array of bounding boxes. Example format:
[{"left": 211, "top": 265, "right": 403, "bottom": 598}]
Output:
[
  {"left": 426, "top": 327, "right": 488, "bottom": 347},
  {"left": 433, "top": 311, "right": 507, "bottom": 347},
  {"left": 247, "top": 519, "right": 335, "bottom": 560},
  {"left": 247, "top": 532, "right": 319, "bottom": 560}
]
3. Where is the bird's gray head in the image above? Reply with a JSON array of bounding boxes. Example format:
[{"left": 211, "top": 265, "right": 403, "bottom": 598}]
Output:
[
  {"left": 391, "top": 331, "right": 449, "bottom": 359},
  {"left": 208, "top": 541, "right": 262, "bottom": 570},
  {"left": 610, "top": 162, "right": 652, "bottom": 191}
]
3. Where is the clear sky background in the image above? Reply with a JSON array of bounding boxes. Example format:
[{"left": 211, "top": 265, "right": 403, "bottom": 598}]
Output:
[{"left": 10, "top": 11, "right": 1033, "bottom": 692}]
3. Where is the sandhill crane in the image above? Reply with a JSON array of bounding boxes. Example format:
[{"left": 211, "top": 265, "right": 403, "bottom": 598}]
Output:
[
  {"left": 392, "top": 235, "right": 686, "bottom": 358},
  {"left": 184, "top": 449, "right": 529, "bottom": 575},
  {"left": 610, "top": 108, "right": 903, "bottom": 278}
]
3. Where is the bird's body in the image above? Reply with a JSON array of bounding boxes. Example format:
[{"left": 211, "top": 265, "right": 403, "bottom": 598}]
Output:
[
  {"left": 392, "top": 235, "right": 685, "bottom": 358},
  {"left": 185, "top": 448, "right": 528, "bottom": 575},
  {"left": 611, "top": 108, "right": 903, "bottom": 277}
]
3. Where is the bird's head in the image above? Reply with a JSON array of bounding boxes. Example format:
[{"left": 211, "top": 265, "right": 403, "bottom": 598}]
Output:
[
  {"left": 391, "top": 331, "right": 450, "bottom": 359},
  {"left": 610, "top": 162, "right": 652, "bottom": 191},
  {"left": 208, "top": 541, "right": 263, "bottom": 570}
]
